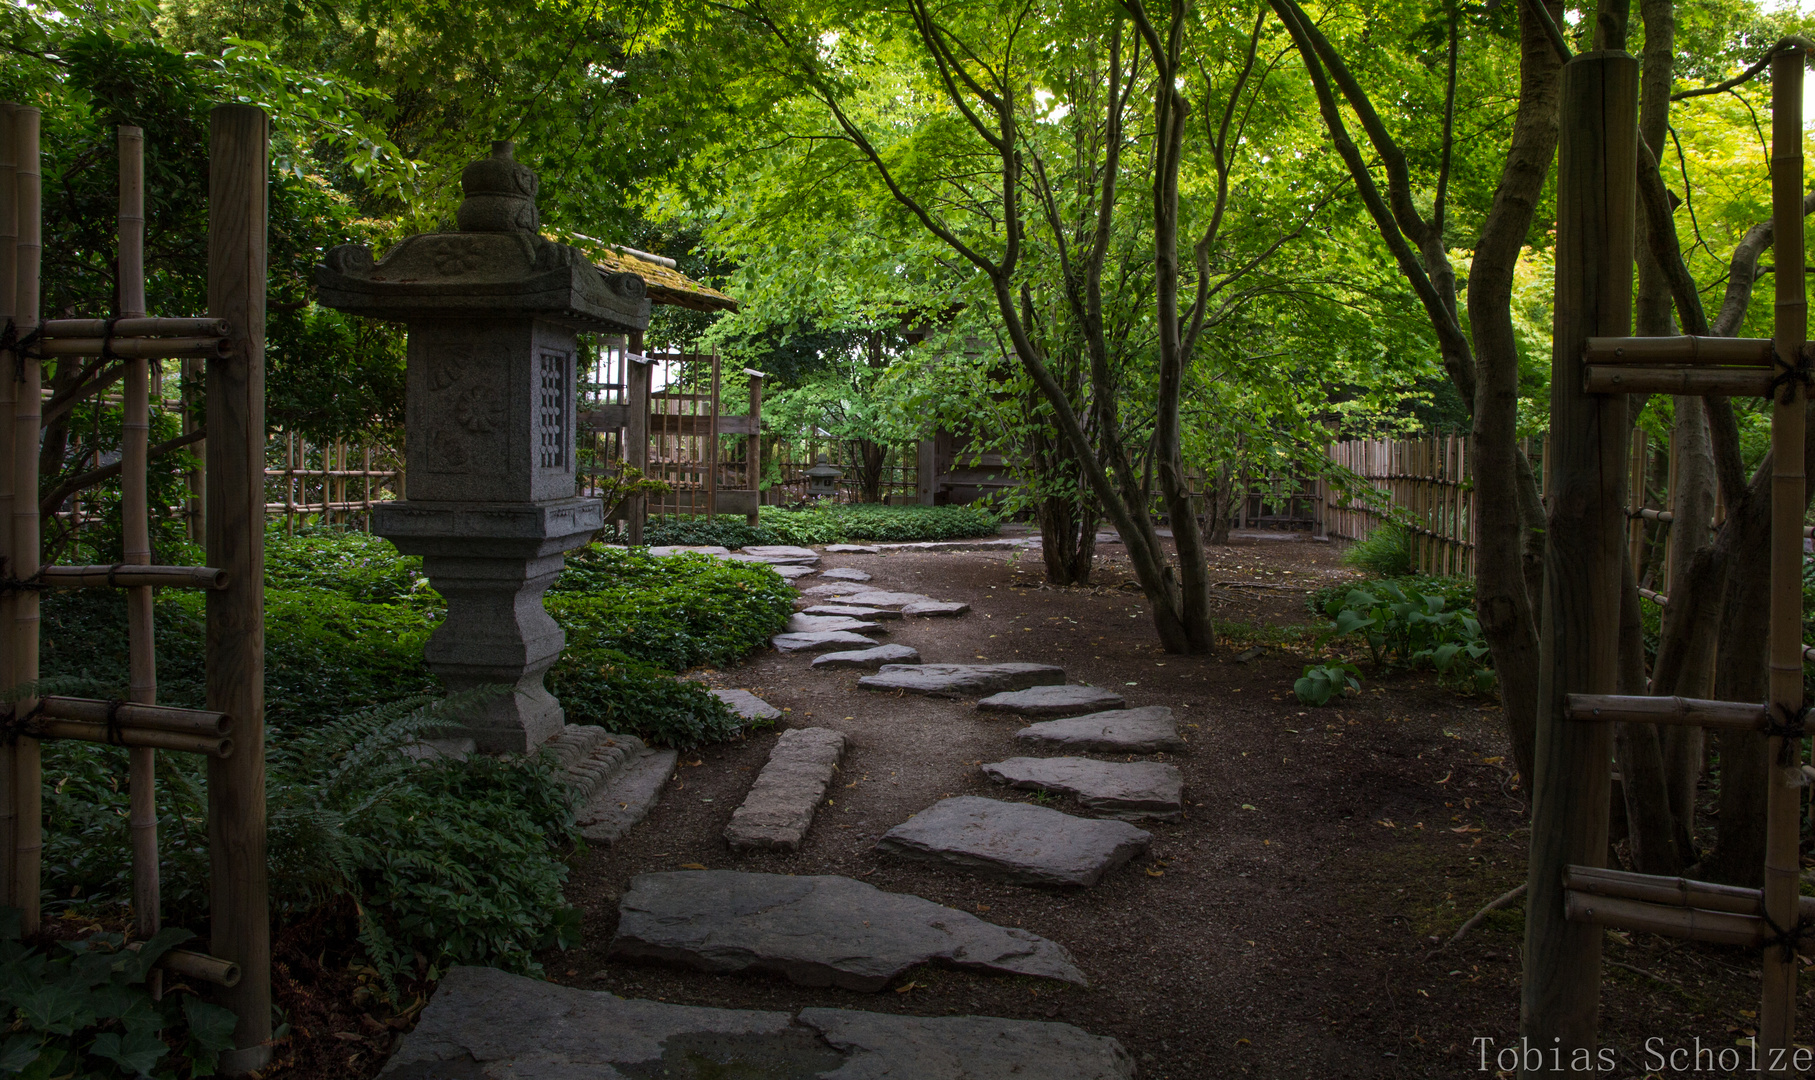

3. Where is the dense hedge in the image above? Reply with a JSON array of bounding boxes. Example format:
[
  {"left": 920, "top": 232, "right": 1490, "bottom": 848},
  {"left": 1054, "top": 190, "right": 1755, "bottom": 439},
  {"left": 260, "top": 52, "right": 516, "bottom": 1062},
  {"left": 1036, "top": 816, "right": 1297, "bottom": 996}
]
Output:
[{"left": 640, "top": 502, "right": 999, "bottom": 547}]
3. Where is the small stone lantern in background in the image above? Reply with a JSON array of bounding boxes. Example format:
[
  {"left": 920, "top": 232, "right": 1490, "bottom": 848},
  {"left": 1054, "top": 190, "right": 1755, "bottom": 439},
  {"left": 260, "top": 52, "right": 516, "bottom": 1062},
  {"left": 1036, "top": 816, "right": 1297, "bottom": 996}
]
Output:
[
  {"left": 316, "top": 141, "right": 649, "bottom": 752},
  {"left": 804, "top": 454, "right": 843, "bottom": 501}
]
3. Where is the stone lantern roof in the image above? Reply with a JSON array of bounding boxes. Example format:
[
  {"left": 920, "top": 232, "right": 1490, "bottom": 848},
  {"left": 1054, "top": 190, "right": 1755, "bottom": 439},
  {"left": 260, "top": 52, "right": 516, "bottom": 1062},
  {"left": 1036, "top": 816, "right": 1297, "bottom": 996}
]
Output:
[{"left": 315, "top": 141, "right": 651, "bottom": 333}]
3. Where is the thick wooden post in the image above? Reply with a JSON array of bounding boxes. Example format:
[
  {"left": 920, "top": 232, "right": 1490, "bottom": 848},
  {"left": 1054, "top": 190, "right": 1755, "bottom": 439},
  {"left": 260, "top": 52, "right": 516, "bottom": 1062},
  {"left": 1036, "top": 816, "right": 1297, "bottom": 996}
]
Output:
[
  {"left": 1521, "top": 52, "right": 1636, "bottom": 1073},
  {"left": 0, "top": 104, "right": 18, "bottom": 906},
  {"left": 1759, "top": 45, "right": 1805, "bottom": 1067},
  {"left": 119, "top": 126, "right": 161, "bottom": 938},
  {"left": 206, "top": 104, "right": 271, "bottom": 1074},
  {"left": 10, "top": 107, "right": 42, "bottom": 934},
  {"left": 745, "top": 369, "right": 762, "bottom": 526},
  {"left": 626, "top": 334, "right": 649, "bottom": 544}
]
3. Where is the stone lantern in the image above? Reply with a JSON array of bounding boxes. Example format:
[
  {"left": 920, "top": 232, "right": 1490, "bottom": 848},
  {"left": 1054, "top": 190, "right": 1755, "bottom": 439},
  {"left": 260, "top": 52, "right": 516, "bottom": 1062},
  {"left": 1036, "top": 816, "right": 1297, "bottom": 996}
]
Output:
[
  {"left": 804, "top": 454, "right": 843, "bottom": 500},
  {"left": 315, "top": 141, "right": 649, "bottom": 752}
]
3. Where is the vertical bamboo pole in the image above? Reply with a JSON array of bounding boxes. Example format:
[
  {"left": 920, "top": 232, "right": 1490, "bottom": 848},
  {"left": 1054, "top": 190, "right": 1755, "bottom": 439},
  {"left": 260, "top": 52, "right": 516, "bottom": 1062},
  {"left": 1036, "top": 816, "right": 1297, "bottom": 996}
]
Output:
[
  {"left": 1521, "top": 52, "right": 1635, "bottom": 1069},
  {"left": 1758, "top": 45, "right": 1805, "bottom": 1067},
  {"left": 707, "top": 352, "right": 720, "bottom": 519},
  {"left": 206, "top": 105, "right": 271, "bottom": 1073},
  {"left": 184, "top": 356, "right": 205, "bottom": 540},
  {"left": 1627, "top": 428, "right": 1647, "bottom": 577},
  {"left": 0, "top": 105, "right": 17, "bottom": 906},
  {"left": 119, "top": 126, "right": 161, "bottom": 939},
  {"left": 9, "top": 107, "right": 41, "bottom": 934}
]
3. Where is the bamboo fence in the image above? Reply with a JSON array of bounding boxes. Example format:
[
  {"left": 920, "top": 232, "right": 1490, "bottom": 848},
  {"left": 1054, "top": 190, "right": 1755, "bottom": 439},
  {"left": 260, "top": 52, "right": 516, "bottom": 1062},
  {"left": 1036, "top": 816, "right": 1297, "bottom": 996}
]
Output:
[
  {"left": 264, "top": 434, "right": 401, "bottom": 534},
  {"left": 0, "top": 104, "right": 272, "bottom": 1070},
  {"left": 1324, "top": 434, "right": 1489, "bottom": 577}
]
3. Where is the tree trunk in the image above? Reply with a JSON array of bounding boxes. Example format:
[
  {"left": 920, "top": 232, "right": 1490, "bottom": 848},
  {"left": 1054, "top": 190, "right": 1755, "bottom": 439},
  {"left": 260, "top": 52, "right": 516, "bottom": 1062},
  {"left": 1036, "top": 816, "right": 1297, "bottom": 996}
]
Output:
[
  {"left": 1205, "top": 462, "right": 1235, "bottom": 545},
  {"left": 1037, "top": 494, "right": 1097, "bottom": 585},
  {"left": 1658, "top": 397, "right": 1715, "bottom": 848},
  {"left": 1615, "top": 548, "right": 1683, "bottom": 873}
]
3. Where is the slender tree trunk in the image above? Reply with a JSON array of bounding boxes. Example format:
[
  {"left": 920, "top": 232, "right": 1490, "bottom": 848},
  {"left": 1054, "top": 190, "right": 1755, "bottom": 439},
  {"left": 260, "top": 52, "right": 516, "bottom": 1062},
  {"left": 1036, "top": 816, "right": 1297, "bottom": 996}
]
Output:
[
  {"left": 1615, "top": 548, "right": 1683, "bottom": 872},
  {"left": 1697, "top": 488, "right": 1773, "bottom": 885},
  {"left": 1658, "top": 399, "right": 1715, "bottom": 847}
]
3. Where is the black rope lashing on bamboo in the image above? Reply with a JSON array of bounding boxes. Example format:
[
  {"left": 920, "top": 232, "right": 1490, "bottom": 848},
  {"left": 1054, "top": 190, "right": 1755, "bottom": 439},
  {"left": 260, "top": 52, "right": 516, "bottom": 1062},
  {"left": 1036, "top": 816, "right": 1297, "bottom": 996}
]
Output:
[
  {"left": 103, "top": 699, "right": 126, "bottom": 746},
  {"left": 105, "top": 563, "right": 125, "bottom": 589},
  {"left": 0, "top": 701, "right": 45, "bottom": 744},
  {"left": 1765, "top": 701, "right": 1810, "bottom": 765},
  {"left": 98, "top": 317, "right": 119, "bottom": 362},
  {"left": 1, "top": 318, "right": 43, "bottom": 382},
  {"left": 1768, "top": 344, "right": 1815, "bottom": 404},
  {"left": 1760, "top": 905, "right": 1807, "bottom": 963},
  {"left": 0, "top": 571, "right": 50, "bottom": 595}
]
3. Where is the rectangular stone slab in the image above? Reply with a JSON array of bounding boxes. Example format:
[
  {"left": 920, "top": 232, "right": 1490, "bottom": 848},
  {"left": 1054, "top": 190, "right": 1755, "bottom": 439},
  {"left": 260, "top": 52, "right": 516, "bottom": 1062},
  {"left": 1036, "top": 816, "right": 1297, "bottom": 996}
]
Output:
[
  {"left": 739, "top": 544, "right": 821, "bottom": 565},
  {"left": 712, "top": 689, "right": 782, "bottom": 722},
  {"left": 858, "top": 663, "right": 1065, "bottom": 698},
  {"left": 787, "top": 614, "right": 887, "bottom": 636},
  {"left": 724, "top": 727, "right": 848, "bottom": 852},
  {"left": 381, "top": 965, "right": 1134, "bottom": 1080},
  {"left": 976, "top": 684, "right": 1126, "bottom": 717},
  {"left": 573, "top": 748, "right": 678, "bottom": 845},
  {"left": 1015, "top": 706, "right": 1186, "bottom": 753},
  {"left": 981, "top": 757, "right": 1184, "bottom": 821},
  {"left": 772, "top": 630, "right": 880, "bottom": 654},
  {"left": 812, "top": 643, "right": 922, "bottom": 671},
  {"left": 876, "top": 796, "right": 1151, "bottom": 887},
  {"left": 802, "top": 604, "right": 902, "bottom": 620},
  {"left": 610, "top": 870, "right": 1086, "bottom": 990}
]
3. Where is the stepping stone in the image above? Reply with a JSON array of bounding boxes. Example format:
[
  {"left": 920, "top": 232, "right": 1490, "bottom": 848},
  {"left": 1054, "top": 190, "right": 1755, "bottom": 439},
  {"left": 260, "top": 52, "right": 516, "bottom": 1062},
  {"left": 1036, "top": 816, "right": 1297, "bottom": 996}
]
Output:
[
  {"left": 611, "top": 870, "right": 1087, "bottom": 990},
  {"left": 802, "top": 604, "right": 902, "bottom": 620},
  {"left": 902, "top": 600, "right": 970, "bottom": 617},
  {"left": 772, "top": 630, "right": 879, "bottom": 654},
  {"left": 712, "top": 689, "right": 782, "bottom": 722},
  {"left": 812, "top": 643, "right": 922, "bottom": 670},
  {"left": 724, "top": 727, "right": 848, "bottom": 852},
  {"left": 787, "top": 614, "right": 887, "bottom": 636},
  {"left": 978, "top": 684, "right": 1126, "bottom": 717},
  {"left": 1016, "top": 706, "right": 1187, "bottom": 753},
  {"left": 800, "top": 582, "right": 868, "bottom": 596},
  {"left": 981, "top": 757, "right": 1184, "bottom": 821},
  {"left": 647, "top": 544, "right": 731, "bottom": 557},
  {"left": 877, "top": 796, "right": 1151, "bottom": 887},
  {"left": 821, "top": 566, "right": 874, "bottom": 580},
  {"left": 739, "top": 544, "right": 821, "bottom": 565},
  {"left": 773, "top": 564, "right": 816, "bottom": 580},
  {"left": 825, "top": 544, "right": 881, "bottom": 555},
  {"left": 859, "top": 662, "right": 1065, "bottom": 698},
  {"left": 573, "top": 746, "right": 679, "bottom": 845},
  {"left": 820, "top": 589, "right": 934, "bottom": 609},
  {"left": 383, "top": 966, "right": 1135, "bottom": 1080}
]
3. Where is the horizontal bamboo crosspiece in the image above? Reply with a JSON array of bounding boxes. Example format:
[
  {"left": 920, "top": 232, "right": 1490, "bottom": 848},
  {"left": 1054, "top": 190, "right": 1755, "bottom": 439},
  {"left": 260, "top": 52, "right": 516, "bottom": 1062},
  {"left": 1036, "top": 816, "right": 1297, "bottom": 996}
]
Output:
[
  {"left": 35, "top": 336, "right": 228, "bottom": 359},
  {"left": 1563, "top": 865, "right": 1815, "bottom": 948},
  {"left": 1564, "top": 693, "right": 1768, "bottom": 729},
  {"left": 1582, "top": 334, "right": 1785, "bottom": 396},
  {"left": 39, "top": 317, "right": 229, "bottom": 338},
  {"left": 1583, "top": 367, "right": 1775, "bottom": 395},
  {"left": 40, "top": 565, "right": 227, "bottom": 589},
  {"left": 1583, "top": 335, "right": 1775, "bottom": 364}
]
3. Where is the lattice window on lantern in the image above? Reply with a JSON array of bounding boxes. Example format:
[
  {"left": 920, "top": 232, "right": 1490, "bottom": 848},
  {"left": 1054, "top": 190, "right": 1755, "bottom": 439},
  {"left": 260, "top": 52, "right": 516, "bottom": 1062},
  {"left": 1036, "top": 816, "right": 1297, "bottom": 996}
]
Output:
[{"left": 539, "top": 351, "right": 568, "bottom": 468}]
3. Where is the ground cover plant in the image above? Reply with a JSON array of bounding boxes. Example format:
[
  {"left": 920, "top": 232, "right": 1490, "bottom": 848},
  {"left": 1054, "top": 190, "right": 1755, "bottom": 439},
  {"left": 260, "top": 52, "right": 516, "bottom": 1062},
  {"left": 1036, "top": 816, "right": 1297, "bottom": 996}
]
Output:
[
  {"left": 1299, "top": 573, "right": 1493, "bottom": 703},
  {"left": 638, "top": 503, "right": 998, "bottom": 548}
]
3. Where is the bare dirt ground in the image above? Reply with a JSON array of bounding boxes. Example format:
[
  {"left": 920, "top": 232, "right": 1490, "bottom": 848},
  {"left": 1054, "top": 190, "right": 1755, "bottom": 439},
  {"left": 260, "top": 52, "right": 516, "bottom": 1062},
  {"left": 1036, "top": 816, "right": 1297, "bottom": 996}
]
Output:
[{"left": 539, "top": 533, "right": 1810, "bottom": 1080}]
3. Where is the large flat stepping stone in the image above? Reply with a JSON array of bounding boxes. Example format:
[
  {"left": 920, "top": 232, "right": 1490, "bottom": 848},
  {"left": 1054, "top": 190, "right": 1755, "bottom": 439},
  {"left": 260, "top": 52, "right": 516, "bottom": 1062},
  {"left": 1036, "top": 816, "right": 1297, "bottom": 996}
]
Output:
[
  {"left": 648, "top": 544, "right": 731, "bottom": 557},
  {"left": 574, "top": 747, "right": 678, "bottom": 845},
  {"left": 902, "top": 600, "right": 970, "bottom": 617},
  {"left": 1016, "top": 706, "right": 1186, "bottom": 753},
  {"left": 382, "top": 966, "right": 1134, "bottom": 1080},
  {"left": 739, "top": 544, "right": 821, "bottom": 565},
  {"left": 712, "top": 689, "right": 782, "bottom": 722},
  {"left": 821, "top": 566, "right": 874, "bottom": 580},
  {"left": 877, "top": 796, "right": 1151, "bottom": 887},
  {"left": 981, "top": 757, "right": 1183, "bottom": 821},
  {"left": 819, "top": 589, "right": 935, "bottom": 609},
  {"left": 800, "top": 582, "right": 870, "bottom": 596},
  {"left": 859, "top": 662, "right": 1064, "bottom": 698},
  {"left": 772, "top": 630, "right": 879, "bottom": 654},
  {"left": 825, "top": 545, "right": 881, "bottom": 555},
  {"left": 977, "top": 684, "right": 1125, "bottom": 717},
  {"left": 812, "top": 643, "right": 922, "bottom": 670},
  {"left": 787, "top": 614, "right": 887, "bottom": 636},
  {"left": 774, "top": 564, "right": 816, "bottom": 580},
  {"left": 724, "top": 727, "right": 847, "bottom": 852},
  {"left": 611, "top": 870, "right": 1086, "bottom": 990},
  {"left": 802, "top": 604, "right": 902, "bottom": 620}
]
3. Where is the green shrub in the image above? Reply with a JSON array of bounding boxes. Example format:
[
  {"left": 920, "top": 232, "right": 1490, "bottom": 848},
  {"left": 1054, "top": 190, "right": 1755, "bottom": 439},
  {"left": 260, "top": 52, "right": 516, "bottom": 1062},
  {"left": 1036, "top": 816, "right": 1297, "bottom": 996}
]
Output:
[
  {"left": 0, "top": 915, "right": 241, "bottom": 1079},
  {"left": 1306, "top": 574, "right": 1474, "bottom": 621},
  {"left": 1341, "top": 523, "right": 1413, "bottom": 576},
  {"left": 263, "top": 529, "right": 432, "bottom": 604},
  {"left": 550, "top": 547, "right": 794, "bottom": 671},
  {"left": 1315, "top": 580, "right": 1495, "bottom": 693},
  {"left": 635, "top": 503, "right": 999, "bottom": 547},
  {"left": 548, "top": 651, "right": 751, "bottom": 751},
  {"left": 1294, "top": 662, "right": 1362, "bottom": 705}
]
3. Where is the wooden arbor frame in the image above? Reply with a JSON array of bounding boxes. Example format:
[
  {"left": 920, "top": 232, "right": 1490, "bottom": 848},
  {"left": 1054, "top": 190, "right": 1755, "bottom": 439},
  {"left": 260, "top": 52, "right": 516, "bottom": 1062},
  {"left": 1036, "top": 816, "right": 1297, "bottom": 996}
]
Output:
[
  {"left": 0, "top": 105, "right": 272, "bottom": 1072},
  {"left": 1521, "top": 50, "right": 1809, "bottom": 1071}
]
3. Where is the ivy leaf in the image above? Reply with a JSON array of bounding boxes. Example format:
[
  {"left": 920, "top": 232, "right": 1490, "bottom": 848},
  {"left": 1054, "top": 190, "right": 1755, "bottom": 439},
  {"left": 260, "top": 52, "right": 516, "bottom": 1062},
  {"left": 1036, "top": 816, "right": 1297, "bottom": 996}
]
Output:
[
  {"left": 89, "top": 1027, "right": 169, "bottom": 1075},
  {"left": 183, "top": 993, "right": 242, "bottom": 1054}
]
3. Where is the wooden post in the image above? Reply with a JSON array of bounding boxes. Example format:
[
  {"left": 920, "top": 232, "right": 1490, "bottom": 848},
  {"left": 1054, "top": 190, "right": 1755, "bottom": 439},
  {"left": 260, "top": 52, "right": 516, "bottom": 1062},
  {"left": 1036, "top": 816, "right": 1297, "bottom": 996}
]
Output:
[
  {"left": 626, "top": 333, "right": 648, "bottom": 544},
  {"left": 119, "top": 125, "right": 161, "bottom": 939},
  {"left": 9, "top": 106, "right": 42, "bottom": 933},
  {"left": 745, "top": 369, "right": 762, "bottom": 526},
  {"left": 0, "top": 104, "right": 17, "bottom": 906},
  {"left": 1521, "top": 51, "right": 1636, "bottom": 1070},
  {"left": 1758, "top": 45, "right": 1805, "bottom": 1066},
  {"left": 206, "top": 104, "right": 271, "bottom": 1074},
  {"left": 706, "top": 352, "right": 720, "bottom": 519}
]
